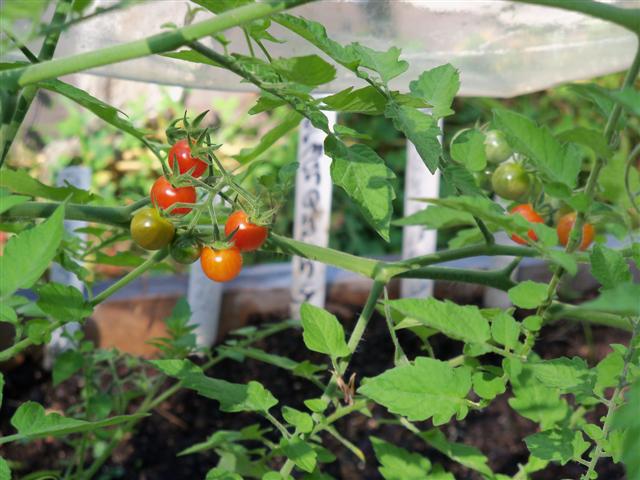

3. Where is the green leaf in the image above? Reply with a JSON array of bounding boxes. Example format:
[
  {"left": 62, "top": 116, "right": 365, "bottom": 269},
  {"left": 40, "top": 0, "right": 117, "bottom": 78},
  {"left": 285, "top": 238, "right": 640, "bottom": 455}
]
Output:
[
  {"left": 53, "top": 351, "right": 84, "bottom": 386},
  {"left": 590, "top": 244, "right": 631, "bottom": 289},
  {"left": 409, "top": 64, "right": 460, "bottom": 118},
  {"left": 385, "top": 103, "right": 442, "bottom": 173},
  {"left": 300, "top": 303, "right": 350, "bottom": 358},
  {"left": 359, "top": 357, "right": 471, "bottom": 425},
  {"left": 528, "top": 357, "right": 594, "bottom": 393},
  {"left": 545, "top": 250, "right": 578, "bottom": 277},
  {"left": 351, "top": 44, "right": 408, "bottom": 83},
  {"left": 0, "top": 456, "right": 10, "bottom": 480},
  {"left": 472, "top": 371, "right": 506, "bottom": 400},
  {"left": 235, "top": 110, "right": 302, "bottom": 163},
  {"left": 594, "top": 351, "right": 624, "bottom": 396},
  {"left": 272, "top": 55, "right": 336, "bottom": 86},
  {"left": 556, "top": 127, "right": 613, "bottom": 159},
  {"left": 523, "top": 315, "right": 543, "bottom": 332},
  {"left": 581, "top": 283, "right": 640, "bottom": 316},
  {"left": 508, "top": 281, "right": 549, "bottom": 309},
  {"left": 0, "top": 303, "right": 17, "bottom": 325},
  {"left": 36, "top": 283, "right": 92, "bottom": 322},
  {"left": 151, "top": 359, "right": 277, "bottom": 413},
  {"left": 392, "top": 206, "right": 474, "bottom": 229},
  {"left": 386, "top": 298, "right": 490, "bottom": 345},
  {"left": 320, "top": 86, "right": 386, "bottom": 114},
  {"left": 304, "top": 398, "right": 328, "bottom": 413},
  {"left": 441, "top": 163, "right": 485, "bottom": 197},
  {"left": 1, "top": 402, "right": 144, "bottom": 445},
  {"left": 0, "top": 193, "right": 29, "bottom": 214},
  {"left": 205, "top": 467, "right": 243, "bottom": 480},
  {"left": 279, "top": 437, "right": 317, "bottom": 473},
  {"left": 0, "top": 204, "right": 64, "bottom": 298},
  {"left": 370, "top": 436, "right": 431, "bottom": 480},
  {"left": 163, "top": 49, "right": 222, "bottom": 67},
  {"left": 611, "top": 380, "right": 640, "bottom": 479},
  {"left": 325, "top": 136, "right": 395, "bottom": 241},
  {"left": 450, "top": 130, "right": 486, "bottom": 172},
  {"left": 524, "top": 429, "right": 589, "bottom": 465},
  {"left": 38, "top": 79, "right": 149, "bottom": 142},
  {"left": 490, "top": 312, "right": 521, "bottom": 349},
  {"left": 493, "top": 109, "right": 581, "bottom": 191},
  {"left": 421, "top": 429, "right": 493, "bottom": 476},
  {"left": 25, "top": 318, "right": 52, "bottom": 345},
  {"left": 282, "top": 407, "right": 313, "bottom": 434},
  {"left": 0, "top": 168, "right": 94, "bottom": 203}
]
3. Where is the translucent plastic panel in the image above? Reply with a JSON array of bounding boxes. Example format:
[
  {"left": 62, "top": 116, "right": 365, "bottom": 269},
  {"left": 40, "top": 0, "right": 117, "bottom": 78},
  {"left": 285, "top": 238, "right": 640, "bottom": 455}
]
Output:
[{"left": 43, "top": 0, "right": 640, "bottom": 96}]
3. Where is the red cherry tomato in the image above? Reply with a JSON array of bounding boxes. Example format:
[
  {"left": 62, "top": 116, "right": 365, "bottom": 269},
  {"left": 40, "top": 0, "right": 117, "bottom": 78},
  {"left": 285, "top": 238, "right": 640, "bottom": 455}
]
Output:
[
  {"left": 200, "top": 246, "right": 243, "bottom": 282},
  {"left": 224, "top": 211, "right": 269, "bottom": 252},
  {"left": 509, "top": 204, "right": 544, "bottom": 245},
  {"left": 168, "top": 139, "right": 208, "bottom": 178},
  {"left": 150, "top": 176, "right": 196, "bottom": 215},
  {"left": 557, "top": 212, "right": 594, "bottom": 251}
]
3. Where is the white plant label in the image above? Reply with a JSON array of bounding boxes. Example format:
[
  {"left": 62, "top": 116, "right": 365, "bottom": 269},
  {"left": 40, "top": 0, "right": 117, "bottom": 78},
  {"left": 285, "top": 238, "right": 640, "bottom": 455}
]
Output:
[
  {"left": 400, "top": 114, "right": 442, "bottom": 299},
  {"left": 290, "top": 111, "right": 337, "bottom": 319},
  {"left": 188, "top": 259, "right": 224, "bottom": 347}
]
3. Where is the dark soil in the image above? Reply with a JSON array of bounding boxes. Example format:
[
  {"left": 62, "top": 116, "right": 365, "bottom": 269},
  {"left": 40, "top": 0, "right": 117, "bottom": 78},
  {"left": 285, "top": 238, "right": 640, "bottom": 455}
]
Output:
[{"left": 0, "top": 303, "right": 630, "bottom": 480}]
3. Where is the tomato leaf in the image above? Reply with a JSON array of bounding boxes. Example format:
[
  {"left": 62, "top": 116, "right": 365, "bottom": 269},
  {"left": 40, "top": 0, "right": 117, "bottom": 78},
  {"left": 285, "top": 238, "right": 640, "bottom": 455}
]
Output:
[
  {"left": 525, "top": 429, "right": 590, "bottom": 465},
  {"left": 420, "top": 428, "right": 493, "bottom": 476},
  {"left": 52, "top": 351, "right": 84, "bottom": 386},
  {"left": 272, "top": 55, "right": 336, "bottom": 86},
  {"left": 0, "top": 169, "right": 94, "bottom": 203},
  {"left": 450, "top": 129, "right": 487, "bottom": 172},
  {"left": 409, "top": 64, "right": 460, "bottom": 119},
  {"left": 279, "top": 437, "right": 317, "bottom": 473},
  {"left": 321, "top": 86, "right": 386, "bottom": 114},
  {"left": 590, "top": 244, "right": 631, "bottom": 289},
  {"left": 0, "top": 204, "right": 64, "bottom": 299},
  {"left": 370, "top": 436, "right": 432, "bottom": 480},
  {"left": 300, "top": 303, "right": 350, "bottom": 358},
  {"left": 351, "top": 44, "right": 408, "bottom": 84},
  {"left": 508, "top": 281, "right": 549, "bottom": 309},
  {"left": 36, "top": 283, "right": 92, "bottom": 322}
]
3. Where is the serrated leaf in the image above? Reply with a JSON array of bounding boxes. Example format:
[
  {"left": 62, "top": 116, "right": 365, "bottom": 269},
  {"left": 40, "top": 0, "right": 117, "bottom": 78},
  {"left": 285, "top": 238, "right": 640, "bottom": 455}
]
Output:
[
  {"left": 371, "top": 436, "right": 431, "bottom": 480},
  {"left": 556, "top": 127, "right": 613, "bottom": 159},
  {"left": 441, "top": 163, "right": 485, "bottom": 197},
  {"left": 493, "top": 110, "right": 581, "bottom": 191},
  {"left": 594, "top": 351, "right": 624, "bottom": 396},
  {"left": 472, "top": 371, "right": 506, "bottom": 400},
  {"left": 392, "top": 205, "right": 474, "bottom": 229},
  {"left": 0, "top": 169, "right": 94, "bottom": 203},
  {"left": 36, "top": 283, "right": 92, "bottom": 322},
  {"left": 421, "top": 429, "right": 492, "bottom": 476},
  {"left": 528, "top": 357, "right": 594, "bottom": 393},
  {"left": 581, "top": 283, "right": 640, "bottom": 316},
  {"left": 272, "top": 55, "right": 336, "bottom": 86},
  {"left": 0, "top": 304, "right": 17, "bottom": 325},
  {"left": 450, "top": 130, "right": 486, "bottom": 171},
  {"left": 279, "top": 437, "right": 317, "bottom": 473},
  {"left": 490, "top": 312, "right": 521, "bottom": 349},
  {"left": 359, "top": 357, "right": 471, "bottom": 425},
  {"left": 0, "top": 205, "right": 64, "bottom": 298},
  {"left": 409, "top": 64, "right": 459, "bottom": 118},
  {"left": 26, "top": 318, "right": 52, "bottom": 345},
  {"left": 1, "top": 401, "right": 144, "bottom": 445},
  {"left": 590, "top": 244, "right": 631, "bottom": 289},
  {"left": 385, "top": 103, "right": 442, "bottom": 173},
  {"left": 300, "top": 303, "right": 349, "bottom": 358},
  {"left": 321, "top": 86, "right": 386, "bottom": 114},
  {"left": 325, "top": 136, "right": 395, "bottom": 241},
  {"left": 205, "top": 467, "right": 243, "bottom": 480},
  {"left": 352, "top": 44, "right": 408, "bottom": 83},
  {"left": 282, "top": 407, "right": 313, "bottom": 434},
  {"left": 508, "top": 281, "right": 548, "bottom": 309},
  {"left": 387, "top": 298, "right": 490, "bottom": 345},
  {"left": 0, "top": 456, "right": 10, "bottom": 480},
  {"left": 611, "top": 380, "right": 640, "bottom": 479},
  {"left": 53, "top": 351, "right": 84, "bottom": 386},
  {"left": 524, "top": 429, "right": 589, "bottom": 465}
]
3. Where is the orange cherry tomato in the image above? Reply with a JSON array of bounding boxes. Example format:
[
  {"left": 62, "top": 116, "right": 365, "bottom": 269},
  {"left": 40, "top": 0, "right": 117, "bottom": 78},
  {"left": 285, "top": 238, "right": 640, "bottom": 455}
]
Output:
[
  {"left": 168, "top": 139, "right": 208, "bottom": 178},
  {"left": 200, "top": 246, "right": 243, "bottom": 282},
  {"left": 150, "top": 176, "right": 196, "bottom": 215},
  {"left": 224, "top": 211, "right": 269, "bottom": 252},
  {"left": 509, "top": 203, "right": 544, "bottom": 245},
  {"left": 557, "top": 212, "right": 594, "bottom": 251}
]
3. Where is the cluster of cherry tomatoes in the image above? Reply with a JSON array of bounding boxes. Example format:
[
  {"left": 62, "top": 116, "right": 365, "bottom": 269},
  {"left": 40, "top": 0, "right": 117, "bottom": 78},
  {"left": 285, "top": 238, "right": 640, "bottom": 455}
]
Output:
[
  {"left": 129, "top": 139, "right": 269, "bottom": 282},
  {"left": 477, "top": 130, "right": 594, "bottom": 250}
]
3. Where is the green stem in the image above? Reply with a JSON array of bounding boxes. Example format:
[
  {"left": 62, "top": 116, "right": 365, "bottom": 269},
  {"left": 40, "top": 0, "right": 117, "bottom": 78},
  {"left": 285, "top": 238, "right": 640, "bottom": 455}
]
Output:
[
  {"left": 89, "top": 248, "right": 169, "bottom": 306},
  {"left": 0, "top": 320, "right": 63, "bottom": 362},
  {"left": 509, "top": 0, "right": 640, "bottom": 34},
  {"left": 397, "top": 265, "right": 516, "bottom": 291},
  {"left": 0, "top": 0, "right": 313, "bottom": 90},
  {"left": 3, "top": 201, "right": 132, "bottom": 228},
  {"left": 548, "top": 302, "right": 633, "bottom": 331}
]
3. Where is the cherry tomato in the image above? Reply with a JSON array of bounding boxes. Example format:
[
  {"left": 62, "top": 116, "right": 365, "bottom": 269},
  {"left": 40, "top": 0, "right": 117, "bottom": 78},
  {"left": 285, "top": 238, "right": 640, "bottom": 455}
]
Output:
[
  {"left": 200, "top": 246, "right": 243, "bottom": 282},
  {"left": 170, "top": 235, "right": 203, "bottom": 264},
  {"left": 491, "top": 163, "right": 531, "bottom": 201},
  {"left": 473, "top": 166, "right": 494, "bottom": 192},
  {"left": 169, "top": 139, "right": 208, "bottom": 178},
  {"left": 130, "top": 208, "right": 175, "bottom": 250},
  {"left": 224, "top": 211, "right": 269, "bottom": 252},
  {"left": 509, "top": 203, "right": 544, "bottom": 245},
  {"left": 557, "top": 212, "right": 594, "bottom": 251},
  {"left": 150, "top": 176, "right": 196, "bottom": 215},
  {"left": 484, "top": 130, "right": 513, "bottom": 164}
]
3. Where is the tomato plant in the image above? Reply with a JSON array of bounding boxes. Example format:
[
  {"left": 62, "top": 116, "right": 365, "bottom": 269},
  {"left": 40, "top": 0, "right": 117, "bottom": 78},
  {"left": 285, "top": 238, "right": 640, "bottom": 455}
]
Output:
[
  {"left": 0, "top": 1, "right": 639, "bottom": 479},
  {"left": 200, "top": 246, "right": 243, "bottom": 282},
  {"left": 225, "top": 210, "right": 269, "bottom": 252}
]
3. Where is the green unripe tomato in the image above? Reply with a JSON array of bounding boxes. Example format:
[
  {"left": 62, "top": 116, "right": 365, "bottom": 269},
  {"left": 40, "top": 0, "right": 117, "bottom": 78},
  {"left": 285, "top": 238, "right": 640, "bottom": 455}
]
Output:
[
  {"left": 130, "top": 208, "right": 175, "bottom": 250},
  {"left": 170, "top": 235, "right": 203, "bottom": 264},
  {"left": 473, "top": 166, "right": 495, "bottom": 192},
  {"left": 484, "top": 130, "right": 513, "bottom": 164},
  {"left": 491, "top": 163, "right": 531, "bottom": 201}
]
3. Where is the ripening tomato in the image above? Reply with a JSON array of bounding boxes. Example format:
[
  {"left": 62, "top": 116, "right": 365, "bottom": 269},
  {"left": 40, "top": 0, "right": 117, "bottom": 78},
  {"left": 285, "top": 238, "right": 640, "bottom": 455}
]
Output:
[
  {"left": 200, "top": 246, "right": 243, "bottom": 282},
  {"left": 224, "top": 211, "right": 269, "bottom": 252},
  {"left": 557, "top": 212, "right": 594, "bottom": 251},
  {"left": 150, "top": 176, "right": 196, "bottom": 215},
  {"left": 491, "top": 163, "right": 530, "bottom": 201},
  {"left": 509, "top": 203, "right": 544, "bottom": 245},
  {"left": 170, "top": 235, "right": 203, "bottom": 264},
  {"left": 484, "top": 130, "right": 513, "bottom": 164},
  {"left": 169, "top": 139, "right": 208, "bottom": 178},
  {"left": 130, "top": 208, "right": 175, "bottom": 250}
]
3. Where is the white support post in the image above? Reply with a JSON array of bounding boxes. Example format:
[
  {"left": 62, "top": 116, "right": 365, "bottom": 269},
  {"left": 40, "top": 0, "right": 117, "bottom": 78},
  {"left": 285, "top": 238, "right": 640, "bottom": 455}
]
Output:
[
  {"left": 290, "top": 111, "right": 337, "bottom": 319},
  {"left": 400, "top": 116, "right": 442, "bottom": 298},
  {"left": 47, "top": 166, "right": 91, "bottom": 360},
  {"left": 187, "top": 259, "right": 224, "bottom": 347}
]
